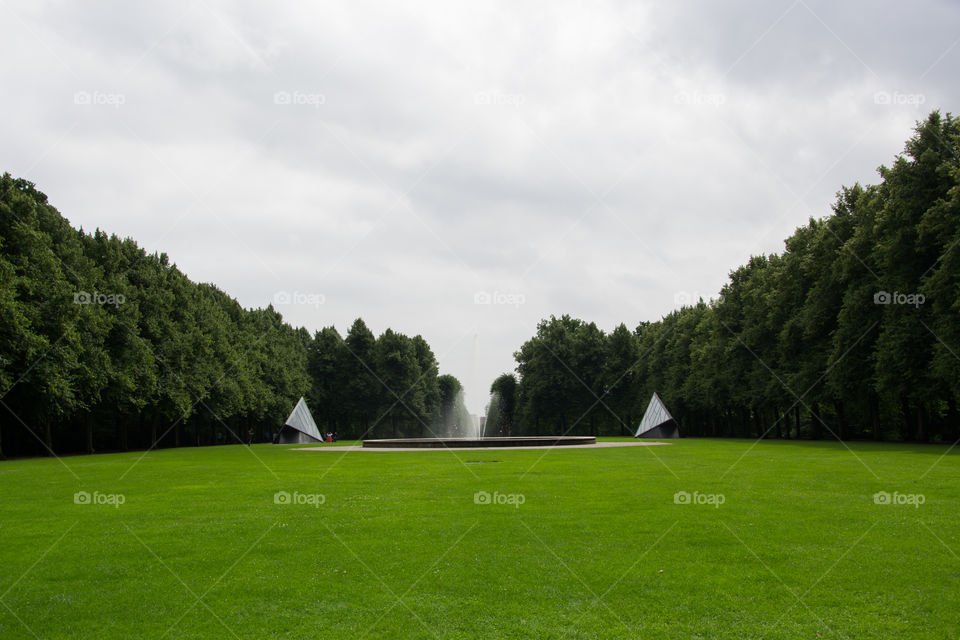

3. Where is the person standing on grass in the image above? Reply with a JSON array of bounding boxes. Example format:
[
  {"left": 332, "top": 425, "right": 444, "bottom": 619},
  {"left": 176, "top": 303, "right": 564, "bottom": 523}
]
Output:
[{"left": 247, "top": 428, "right": 254, "bottom": 446}]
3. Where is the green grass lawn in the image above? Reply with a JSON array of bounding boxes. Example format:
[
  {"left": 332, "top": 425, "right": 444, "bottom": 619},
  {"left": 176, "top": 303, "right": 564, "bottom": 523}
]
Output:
[{"left": 0, "top": 438, "right": 957, "bottom": 639}]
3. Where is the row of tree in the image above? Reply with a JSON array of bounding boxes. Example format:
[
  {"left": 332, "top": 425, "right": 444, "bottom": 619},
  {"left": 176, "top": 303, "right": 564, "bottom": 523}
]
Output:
[
  {"left": 0, "top": 174, "right": 464, "bottom": 458},
  {"left": 497, "top": 112, "right": 960, "bottom": 442},
  {"left": 307, "top": 319, "right": 472, "bottom": 439}
]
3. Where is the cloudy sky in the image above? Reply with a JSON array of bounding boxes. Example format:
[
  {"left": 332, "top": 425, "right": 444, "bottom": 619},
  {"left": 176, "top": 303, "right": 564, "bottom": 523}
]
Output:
[{"left": 2, "top": 0, "right": 958, "bottom": 413}]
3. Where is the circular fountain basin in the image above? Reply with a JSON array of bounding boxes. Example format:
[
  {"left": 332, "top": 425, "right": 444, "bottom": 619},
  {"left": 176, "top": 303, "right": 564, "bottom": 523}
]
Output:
[{"left": 362, "top": 436, "right": 596, "bottom": 449}]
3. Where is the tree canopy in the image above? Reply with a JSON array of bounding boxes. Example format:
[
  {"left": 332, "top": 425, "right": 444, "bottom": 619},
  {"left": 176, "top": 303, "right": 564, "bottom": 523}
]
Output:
[
  {"left": 509, "top": 112, "right": 960, "bottom": 442},
  {"left": 0, "top": 175, "right": 459, "bottom": 457}
]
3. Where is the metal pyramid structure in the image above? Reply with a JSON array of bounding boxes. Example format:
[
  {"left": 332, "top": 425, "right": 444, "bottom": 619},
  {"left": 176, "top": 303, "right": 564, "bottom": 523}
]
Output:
[
  {"left": 634, "top": 392, "right": 680, "bottom": 438},
  {"left": 276, "top": 396, "right": 323, "bottom": 444}
]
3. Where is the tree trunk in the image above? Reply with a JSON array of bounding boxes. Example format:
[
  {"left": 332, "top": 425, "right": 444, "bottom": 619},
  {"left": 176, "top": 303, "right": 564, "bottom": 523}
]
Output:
[
  {"left": 120, "top": 413, "right": 129, "bottom": 451},
  {"left": 833, "top": 400, "right": 845, "bottom": 440},
  {"left": 947, "top": 399, "right": 959, "bottom": 444},
  {"left": 900, "top": 397, "right": 911, "bottom": 441},
  {"left": 916, "top": 404, "right": 927, "bottom": 443},
  {"left": 85, "top": 413, "right": 94, "bottom": 454},
  {"left": 810, "top": 403, "right": 821, "bottom": 440}
]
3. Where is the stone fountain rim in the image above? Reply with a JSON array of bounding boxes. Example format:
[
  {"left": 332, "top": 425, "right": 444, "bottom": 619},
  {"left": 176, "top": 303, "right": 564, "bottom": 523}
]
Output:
[{"left": 361, "top": 435, "right": 596, "bottom": 448}]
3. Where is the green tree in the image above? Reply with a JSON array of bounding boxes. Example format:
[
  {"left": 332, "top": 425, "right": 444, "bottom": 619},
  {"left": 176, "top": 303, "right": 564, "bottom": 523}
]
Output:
[{"left": 489, "top": 373, "right": 517, "bottom": 436}]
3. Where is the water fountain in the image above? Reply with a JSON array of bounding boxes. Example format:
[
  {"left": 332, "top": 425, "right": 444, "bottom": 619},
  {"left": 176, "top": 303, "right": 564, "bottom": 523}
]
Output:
[{"left": 362, "top": 390, "right": 595, "bottom": 448}]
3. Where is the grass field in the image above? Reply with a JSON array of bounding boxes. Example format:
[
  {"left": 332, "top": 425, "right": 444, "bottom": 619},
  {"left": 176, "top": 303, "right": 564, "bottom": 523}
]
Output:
[{"left": 1, "top": 438, "right": 958, "bottom": 639}]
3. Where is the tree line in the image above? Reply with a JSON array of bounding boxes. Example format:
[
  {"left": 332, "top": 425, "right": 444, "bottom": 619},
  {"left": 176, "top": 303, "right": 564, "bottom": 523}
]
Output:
[
  {"left": 307, "top": 320, "right": 471, "bottom": 439},
  {"left": 0, "top": 174, "right": 465, "bottom": 458},
  {"left": 496, "top": 112, "right": 960, "bottom": 442}
]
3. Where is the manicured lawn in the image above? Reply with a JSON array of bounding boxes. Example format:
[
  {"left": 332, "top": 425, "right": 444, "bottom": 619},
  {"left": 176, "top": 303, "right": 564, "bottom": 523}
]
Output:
[{"left": 0, "top": 438, "right": 957, "bottom": 638}]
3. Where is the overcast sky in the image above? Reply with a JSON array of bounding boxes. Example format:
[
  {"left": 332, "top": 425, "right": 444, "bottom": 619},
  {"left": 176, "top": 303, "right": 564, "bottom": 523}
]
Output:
[{"left": 1, "top": 0, "right": 958, "bottom": 414}]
